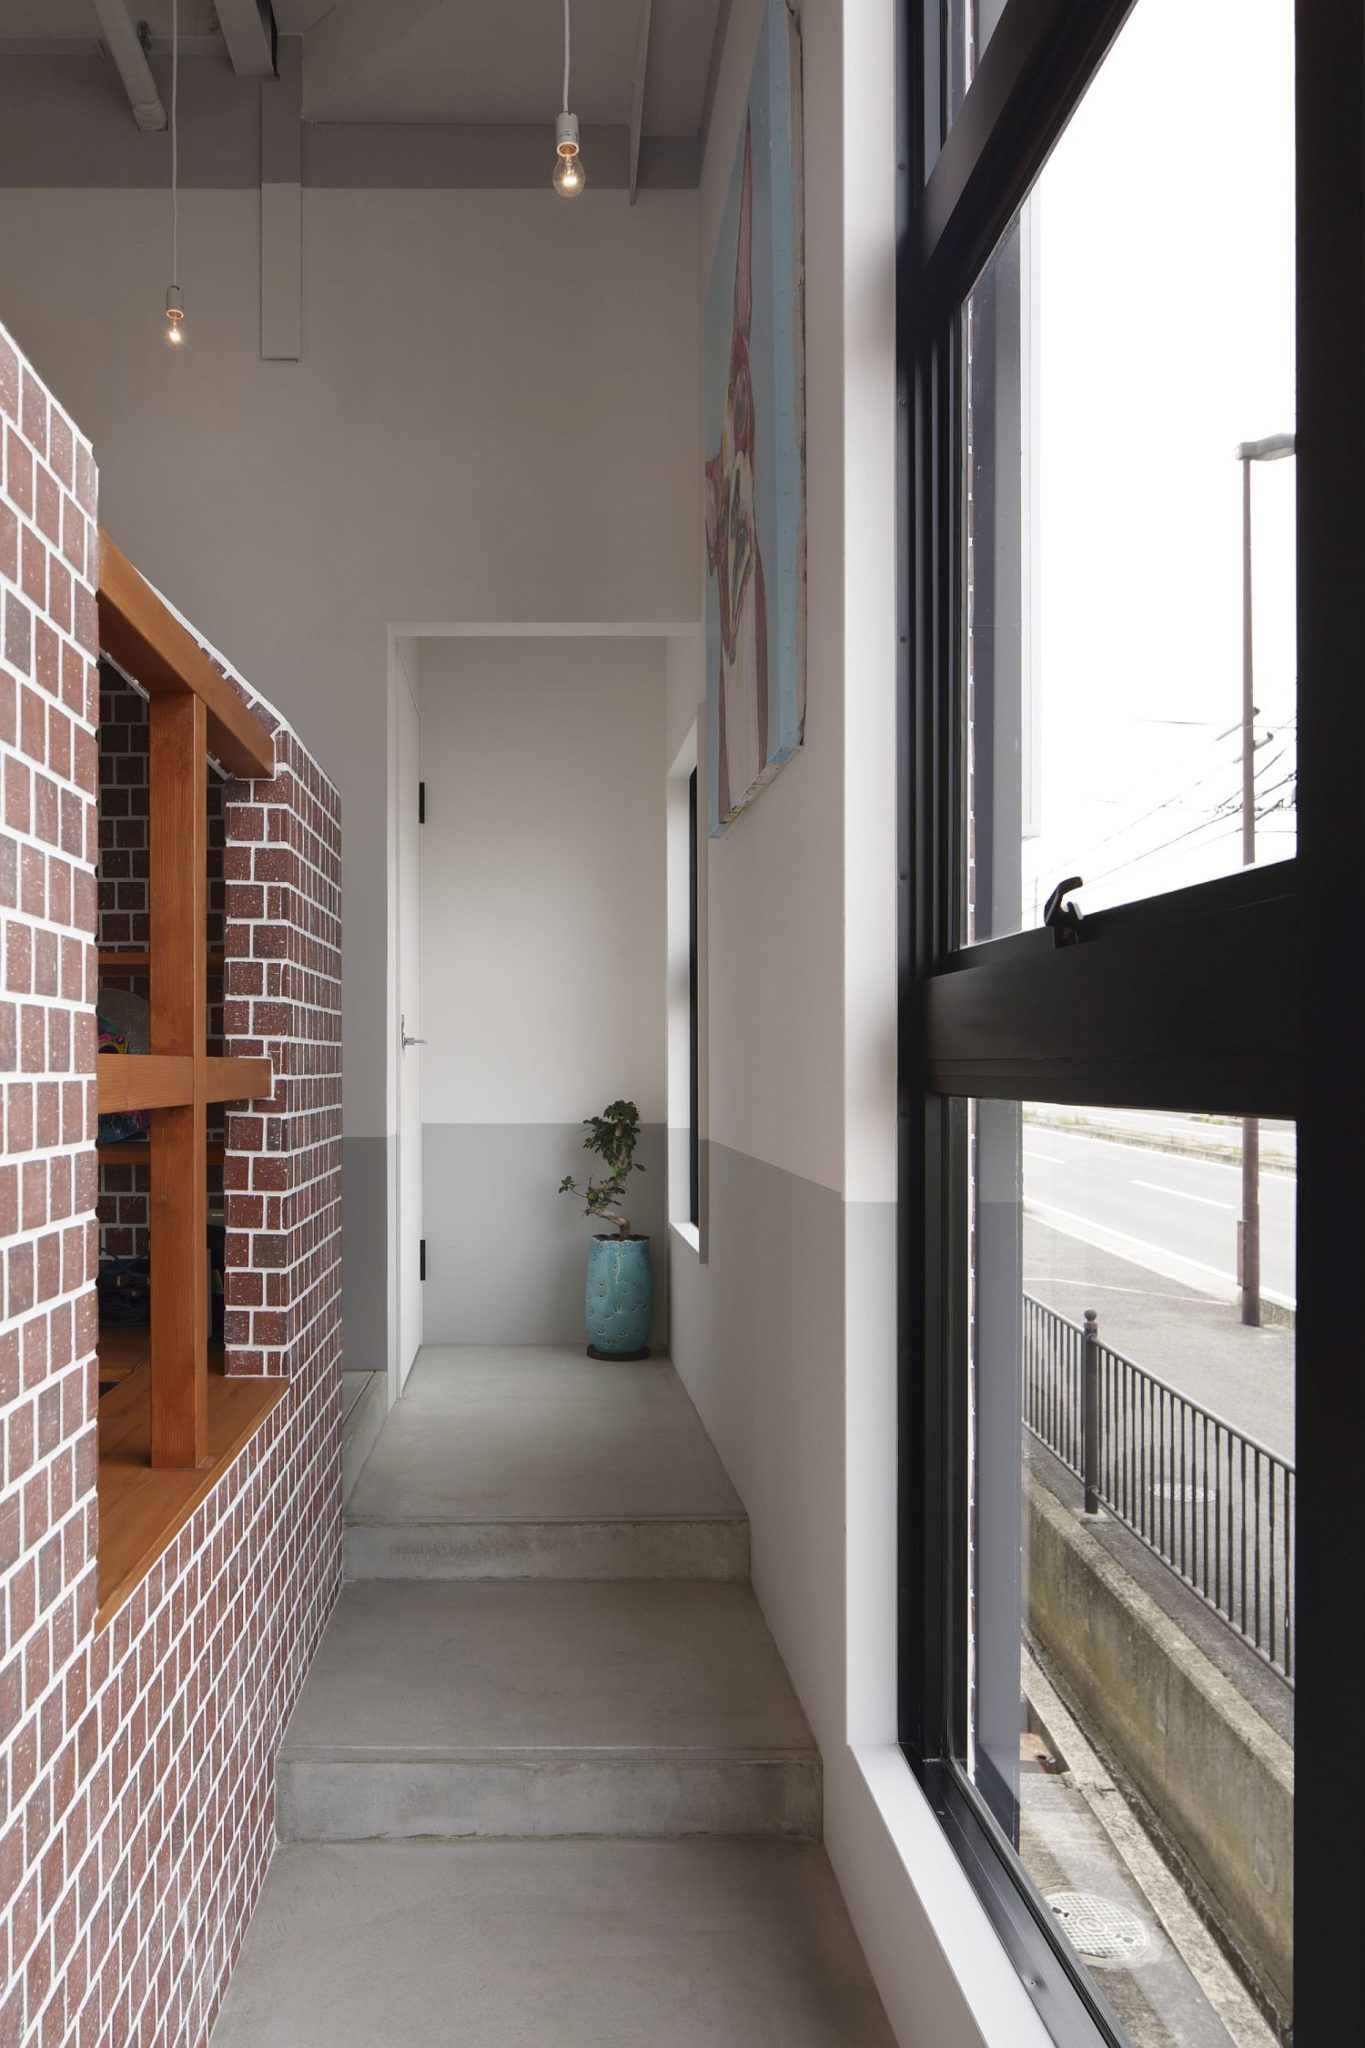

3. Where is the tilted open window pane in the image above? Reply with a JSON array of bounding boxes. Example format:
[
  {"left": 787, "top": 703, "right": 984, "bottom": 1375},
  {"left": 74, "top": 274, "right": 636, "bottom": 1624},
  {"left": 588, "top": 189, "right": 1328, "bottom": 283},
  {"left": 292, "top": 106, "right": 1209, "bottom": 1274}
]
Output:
[
  {"left": 942, "top": 1, "right": 1007, "bottom": 137},
  {"left": 962, "top": 0, "right": 1297, "bottom": 945},
  {"left": 967, "top": 1098, "right": 1294, "bottom": 2045}
]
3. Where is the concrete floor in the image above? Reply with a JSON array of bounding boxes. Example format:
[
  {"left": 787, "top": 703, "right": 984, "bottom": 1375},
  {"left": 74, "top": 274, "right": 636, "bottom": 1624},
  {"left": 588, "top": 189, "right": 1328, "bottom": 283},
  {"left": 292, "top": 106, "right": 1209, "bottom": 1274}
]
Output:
[
  {"left": 282, "top": 1579, "right": 813, "bottom": 1755},
  {"left": 345, "top": 1347, "right": 749, "bottom": 1580},
  {"left": 275, "top": 1579, "right": 820, "bottom": 1841},
  {"left": 349, "top": 1346, "right": 745, "bottom": 1522},
  {"left": 211, "top": 1347, "right": 894, "bottom": 2047},
  {"left": 211, "top": 1840, "right": 898, "bottom": 2048}
]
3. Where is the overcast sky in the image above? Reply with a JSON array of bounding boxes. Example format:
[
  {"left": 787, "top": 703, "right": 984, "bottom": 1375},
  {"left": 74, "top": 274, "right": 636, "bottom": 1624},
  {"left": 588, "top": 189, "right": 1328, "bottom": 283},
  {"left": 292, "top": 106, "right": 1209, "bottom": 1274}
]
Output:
[{"left": 1005, "top": 0, "right": 1296, "bottom": 929}]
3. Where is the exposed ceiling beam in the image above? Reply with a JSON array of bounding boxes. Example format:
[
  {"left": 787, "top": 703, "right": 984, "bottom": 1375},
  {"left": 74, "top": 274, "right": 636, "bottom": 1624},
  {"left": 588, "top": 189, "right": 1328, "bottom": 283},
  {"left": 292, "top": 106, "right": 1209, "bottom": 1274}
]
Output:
[
  {"left": 89, "top": 0, "right": 166, "bottom": 130},
  {"left": 301, "top": 0, "right": 447, "bottom": 120},
  {"left": 627, "top": 0, "right": 653, "bottom": 206},
  {"left": 213, "top": 0, "right": 276, "bottom": 77}
]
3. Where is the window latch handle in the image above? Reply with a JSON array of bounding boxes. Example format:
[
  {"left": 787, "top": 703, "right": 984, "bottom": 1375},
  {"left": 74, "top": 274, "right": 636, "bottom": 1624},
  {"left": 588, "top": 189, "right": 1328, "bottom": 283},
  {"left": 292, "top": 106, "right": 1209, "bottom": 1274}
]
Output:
[{"left": 1043, "top": 875, "right": 1085, "bottom": 948}]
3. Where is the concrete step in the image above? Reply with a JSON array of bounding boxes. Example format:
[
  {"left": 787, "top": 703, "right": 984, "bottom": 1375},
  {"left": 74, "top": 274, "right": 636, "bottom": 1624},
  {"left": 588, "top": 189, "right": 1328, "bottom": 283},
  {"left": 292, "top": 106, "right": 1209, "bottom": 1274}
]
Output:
[
  {"left": 276, "top": 1580, "right": 820, "bottom": 1843},
  {"left": 210, "top": 1840, "right": 896, "bottom": 2048},
  {"left": 343, "top": 1347, "right": 749, "bottom": 1581},
  {"left": 344, "top": 1509, "right": 749, "bottom": 1581},
  {"left": 340, "top": 1371, "right": 385, "bottom": 1508}
]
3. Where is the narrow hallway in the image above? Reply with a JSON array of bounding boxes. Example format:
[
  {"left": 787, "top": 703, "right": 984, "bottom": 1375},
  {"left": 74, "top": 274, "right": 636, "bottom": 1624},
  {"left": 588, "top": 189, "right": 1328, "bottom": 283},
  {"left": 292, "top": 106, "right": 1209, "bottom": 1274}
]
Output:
[{"left": 211, "top": 1349, "right": 896, "bottom": 2046}]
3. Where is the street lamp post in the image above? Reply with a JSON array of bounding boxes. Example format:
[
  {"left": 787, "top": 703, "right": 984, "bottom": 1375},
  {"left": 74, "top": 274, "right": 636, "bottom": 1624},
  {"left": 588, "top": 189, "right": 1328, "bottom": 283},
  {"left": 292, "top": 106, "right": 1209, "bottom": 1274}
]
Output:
[{"left": 1234, "top": 432, "right": 1294, "bottom": 1328}]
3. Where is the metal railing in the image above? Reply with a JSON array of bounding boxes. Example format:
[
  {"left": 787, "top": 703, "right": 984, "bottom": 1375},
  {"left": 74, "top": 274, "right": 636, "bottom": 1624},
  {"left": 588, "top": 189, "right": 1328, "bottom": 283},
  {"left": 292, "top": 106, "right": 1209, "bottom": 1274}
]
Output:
[{"left": 1023, "top": 1294, "right": 1295, "bottom": 1682}]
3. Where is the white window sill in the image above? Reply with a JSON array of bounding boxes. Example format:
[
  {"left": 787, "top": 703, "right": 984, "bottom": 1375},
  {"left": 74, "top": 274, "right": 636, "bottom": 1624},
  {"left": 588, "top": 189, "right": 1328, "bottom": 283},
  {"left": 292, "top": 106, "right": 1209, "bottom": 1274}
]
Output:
[
  {"left": 669, "top": 1219, "right": 701, "bottom": 1257},
  {"left": 848, "top": 1744, "right": 1054, "bottom": 2048}
]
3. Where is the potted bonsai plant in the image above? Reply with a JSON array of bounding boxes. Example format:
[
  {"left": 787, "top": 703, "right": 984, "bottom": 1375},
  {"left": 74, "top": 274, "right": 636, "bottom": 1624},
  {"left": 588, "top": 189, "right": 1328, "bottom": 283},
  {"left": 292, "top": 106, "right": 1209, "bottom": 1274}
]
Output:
[{"left": 559, "top": 1099, "right": 651, "bottom": 1359}]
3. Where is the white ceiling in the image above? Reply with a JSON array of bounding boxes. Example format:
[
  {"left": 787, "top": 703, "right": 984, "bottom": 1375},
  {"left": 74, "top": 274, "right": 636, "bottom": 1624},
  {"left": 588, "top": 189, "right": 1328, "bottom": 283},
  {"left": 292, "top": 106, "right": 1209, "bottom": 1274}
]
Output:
[{"left": 0, "top": 0, "right": 725, "bottom": 136}]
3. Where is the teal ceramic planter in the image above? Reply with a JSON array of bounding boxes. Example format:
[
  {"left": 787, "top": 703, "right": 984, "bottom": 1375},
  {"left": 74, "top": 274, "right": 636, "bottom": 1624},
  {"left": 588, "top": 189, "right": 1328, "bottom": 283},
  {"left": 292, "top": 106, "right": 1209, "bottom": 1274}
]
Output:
[{"left": 585, "top": 1235, "right": 652, "bottom": 1360}]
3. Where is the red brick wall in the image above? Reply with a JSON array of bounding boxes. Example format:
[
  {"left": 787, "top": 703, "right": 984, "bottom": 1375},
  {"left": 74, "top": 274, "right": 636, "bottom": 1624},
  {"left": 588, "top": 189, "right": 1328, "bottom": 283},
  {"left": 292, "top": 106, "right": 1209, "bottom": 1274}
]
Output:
[
  {"left": 0, "top": 325, "right": 343, "bottom": 2047},
  {"left": 221, "top": 734, "right": 342, "bottom": 1382}
]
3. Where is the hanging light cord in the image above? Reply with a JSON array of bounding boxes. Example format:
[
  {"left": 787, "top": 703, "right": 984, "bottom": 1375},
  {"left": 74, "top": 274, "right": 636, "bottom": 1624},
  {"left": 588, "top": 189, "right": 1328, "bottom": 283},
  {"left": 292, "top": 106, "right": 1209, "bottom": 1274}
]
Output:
[
  {"left": 170, "top": 0, "right": 180, "bottom": 292},
  {"left": 562, "top": 0, "right": 571, "bottom": 113}
]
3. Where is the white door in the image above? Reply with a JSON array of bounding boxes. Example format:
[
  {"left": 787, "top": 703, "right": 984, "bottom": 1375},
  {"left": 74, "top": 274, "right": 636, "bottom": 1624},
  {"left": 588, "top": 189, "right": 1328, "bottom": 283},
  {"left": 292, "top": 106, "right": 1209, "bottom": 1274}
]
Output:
[{"left": 396, "top": 668, "right": 423, "bottom": 1390}]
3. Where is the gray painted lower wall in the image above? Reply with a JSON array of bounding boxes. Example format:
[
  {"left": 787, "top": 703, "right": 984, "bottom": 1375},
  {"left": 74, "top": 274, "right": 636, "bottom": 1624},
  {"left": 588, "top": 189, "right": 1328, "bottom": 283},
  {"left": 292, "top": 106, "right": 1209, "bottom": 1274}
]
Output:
[
  {"left": 668, "top": 1141, "right": 852, "bottom": 1753},
  {"left": 422, "top": 1124, "right": 668, "bottom": 1347},
  {"left": 342, "top": 1133, "right": 393, "bottom": 1373}
]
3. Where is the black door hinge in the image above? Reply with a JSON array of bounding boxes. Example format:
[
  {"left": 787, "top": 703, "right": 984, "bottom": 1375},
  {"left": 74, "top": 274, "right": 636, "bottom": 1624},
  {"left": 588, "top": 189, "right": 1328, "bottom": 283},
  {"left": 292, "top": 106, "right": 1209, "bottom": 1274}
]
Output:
[
  {"left": 418, "top": 781, "right": 426, "bottom": 824},
  {"left": 419, "top": 1238, "right": 426, "bottom": 1281}
]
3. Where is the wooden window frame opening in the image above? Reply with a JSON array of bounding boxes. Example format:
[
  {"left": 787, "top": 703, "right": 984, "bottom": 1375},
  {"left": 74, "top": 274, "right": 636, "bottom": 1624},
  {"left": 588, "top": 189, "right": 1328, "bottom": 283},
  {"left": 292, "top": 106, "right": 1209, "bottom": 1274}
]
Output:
[{"left": 94, "top": 536, "right": 280, "bottom": 1623}]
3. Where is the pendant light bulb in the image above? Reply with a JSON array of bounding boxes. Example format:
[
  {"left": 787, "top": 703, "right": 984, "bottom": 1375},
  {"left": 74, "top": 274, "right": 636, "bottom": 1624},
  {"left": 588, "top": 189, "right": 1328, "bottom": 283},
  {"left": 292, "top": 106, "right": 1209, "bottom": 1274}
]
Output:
[
  {"left": 553, "top": 145, "right": 585, "bottom": 198},
  {"left": 554, "top": 110, "right": 585, "bottom": 196},
  {"left": 554, "top": 4, "right": 585, "bottom": 196},
  {"left": 163, "top": 0, "right": 186, "bottom": 346}
]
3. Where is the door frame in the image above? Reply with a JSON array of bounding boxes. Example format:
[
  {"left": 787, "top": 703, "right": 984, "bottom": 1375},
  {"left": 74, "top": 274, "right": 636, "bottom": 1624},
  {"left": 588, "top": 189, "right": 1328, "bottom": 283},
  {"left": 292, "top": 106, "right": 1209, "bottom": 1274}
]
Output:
[{"left": 386, "top": 634, "right": 426, "bottom": 1406}]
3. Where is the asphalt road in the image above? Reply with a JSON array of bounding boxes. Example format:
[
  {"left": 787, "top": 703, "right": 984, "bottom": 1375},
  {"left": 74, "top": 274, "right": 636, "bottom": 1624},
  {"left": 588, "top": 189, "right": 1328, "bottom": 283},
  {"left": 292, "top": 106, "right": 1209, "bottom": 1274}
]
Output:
[
  {"left": 1021, "top": 1125, "right": 1296, "bottom": 1310},
  {"left": 1025, "top": 1216, "right": 1295, "bottom": 1459}
]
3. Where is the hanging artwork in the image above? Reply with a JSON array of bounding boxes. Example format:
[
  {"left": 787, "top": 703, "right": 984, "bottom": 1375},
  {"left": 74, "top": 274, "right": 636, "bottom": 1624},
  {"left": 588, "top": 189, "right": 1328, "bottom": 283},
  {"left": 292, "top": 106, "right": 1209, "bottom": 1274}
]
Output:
[{"left": 704, "top": 0, "right": 805, "bottom": 836}]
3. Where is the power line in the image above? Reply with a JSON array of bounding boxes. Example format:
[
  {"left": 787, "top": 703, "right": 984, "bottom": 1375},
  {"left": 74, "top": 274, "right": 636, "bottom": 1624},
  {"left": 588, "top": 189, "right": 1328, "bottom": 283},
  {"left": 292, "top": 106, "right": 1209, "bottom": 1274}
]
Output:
[
  {"left": 1034, "top": 750, "right": 1296, "bottom": 890},
  {"left": 1064, "top": 724, "right": 1296, "bottom": 861},
  {"left": 1080, "top": 768, "right": 1296, "bottom": 887}
]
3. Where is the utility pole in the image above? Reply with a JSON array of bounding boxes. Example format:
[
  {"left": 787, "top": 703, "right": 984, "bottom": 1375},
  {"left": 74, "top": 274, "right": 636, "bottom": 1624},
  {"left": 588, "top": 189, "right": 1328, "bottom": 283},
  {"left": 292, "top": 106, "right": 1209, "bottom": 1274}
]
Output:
[{"left": 1235, "top": 433, "right": 1294, "bottom": 1327}]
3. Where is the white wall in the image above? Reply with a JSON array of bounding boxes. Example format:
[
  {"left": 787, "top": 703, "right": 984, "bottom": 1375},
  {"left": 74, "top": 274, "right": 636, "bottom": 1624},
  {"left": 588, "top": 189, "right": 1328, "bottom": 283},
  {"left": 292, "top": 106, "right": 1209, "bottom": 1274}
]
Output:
[
  {"left": 667, "top": 5, "right": 1053, "bottom": 2046},
  {"left": 417, "top": 635, "right": 667, "bottom": 1126},
  {"left": 0, "top": 181, "right": 697, "bottom": 1364}
]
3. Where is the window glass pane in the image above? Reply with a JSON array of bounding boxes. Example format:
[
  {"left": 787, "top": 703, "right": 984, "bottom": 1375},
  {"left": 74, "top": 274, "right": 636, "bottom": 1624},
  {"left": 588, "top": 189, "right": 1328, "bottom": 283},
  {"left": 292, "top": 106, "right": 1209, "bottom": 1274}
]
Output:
[
  {"left": 967, "top": 1098, "right": 1294, "bottom": 2044},
  {"left": 943, "top": 0, "right": 1007, "bottom": 135},
  {"left": 962, "top": 0, "right": 1296, "bottom": 944}
]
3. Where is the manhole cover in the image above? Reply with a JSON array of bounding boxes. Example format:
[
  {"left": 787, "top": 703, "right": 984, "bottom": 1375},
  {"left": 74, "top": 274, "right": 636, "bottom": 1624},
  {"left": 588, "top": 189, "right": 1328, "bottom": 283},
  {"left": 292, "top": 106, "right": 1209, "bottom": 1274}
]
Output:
[{"left": 1046, "top": 1891, "right": 1152, "bottom": 1962}]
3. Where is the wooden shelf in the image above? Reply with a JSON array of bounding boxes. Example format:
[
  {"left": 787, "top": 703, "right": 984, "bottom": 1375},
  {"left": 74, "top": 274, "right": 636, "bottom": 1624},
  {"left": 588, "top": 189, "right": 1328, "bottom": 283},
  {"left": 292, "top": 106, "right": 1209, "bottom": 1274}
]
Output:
[
  {"left": 205, "top": 1056, "right": 273, "bottom": 1103},
  {"left": 98, "top": 1141, "right": 225, "bottom": 1165},
  {"left": 97, "top": 1054, "right": 193, "bottom": 1114},
  {"left": 98, "top": 951, "right": 227, "bottom": 973},
  {"left": 97, "top": 1054, "right": 271, "bottom": 1115},
  {"left": 96, "top": 1362, "right": 288, "bottom": 1629}
]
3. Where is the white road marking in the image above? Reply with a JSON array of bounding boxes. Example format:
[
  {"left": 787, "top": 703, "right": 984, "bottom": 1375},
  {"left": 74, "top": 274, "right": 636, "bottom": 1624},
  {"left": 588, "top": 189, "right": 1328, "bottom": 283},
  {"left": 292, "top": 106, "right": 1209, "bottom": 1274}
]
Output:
[
  {"left": 1131, "top": 1179, "right": 1234, "bottom": 1210},
  {"left": 1021, "top": 1277, "right": 1213, "bottom": 1303},
  {"left": 1025, "top": 1199, "right": 1296, "bottom": 1312}
]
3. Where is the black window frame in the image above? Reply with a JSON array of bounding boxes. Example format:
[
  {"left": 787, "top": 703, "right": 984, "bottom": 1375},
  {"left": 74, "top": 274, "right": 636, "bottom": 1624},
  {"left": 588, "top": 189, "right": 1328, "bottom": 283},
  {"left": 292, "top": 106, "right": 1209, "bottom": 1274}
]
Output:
[{"left": 896, "top": 3, "right": 1365, "bottom": 2043}]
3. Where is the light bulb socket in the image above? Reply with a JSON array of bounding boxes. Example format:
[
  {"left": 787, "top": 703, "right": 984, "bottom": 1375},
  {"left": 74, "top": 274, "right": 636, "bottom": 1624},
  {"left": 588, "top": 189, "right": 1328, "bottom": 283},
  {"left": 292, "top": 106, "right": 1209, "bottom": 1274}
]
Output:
[
  {"left": 164, "top": 285, "right": 184, "bottom": 322},
  {"left": 556, "top": 110, "right": 581, "bottom": 157}
]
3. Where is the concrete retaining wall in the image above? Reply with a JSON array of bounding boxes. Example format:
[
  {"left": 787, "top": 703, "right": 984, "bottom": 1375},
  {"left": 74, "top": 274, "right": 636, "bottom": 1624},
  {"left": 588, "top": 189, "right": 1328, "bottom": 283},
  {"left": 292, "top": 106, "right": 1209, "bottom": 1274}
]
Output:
[{"left": 1026, "top": 1473, "right": 1293, "bottom": 2017}]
